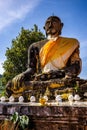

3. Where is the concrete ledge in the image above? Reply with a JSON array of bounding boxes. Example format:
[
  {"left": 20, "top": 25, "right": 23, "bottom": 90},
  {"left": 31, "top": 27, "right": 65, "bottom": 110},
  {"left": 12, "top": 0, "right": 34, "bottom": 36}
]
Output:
[{"left": 0, "top": 102, "right": 87, "bottom": 129}]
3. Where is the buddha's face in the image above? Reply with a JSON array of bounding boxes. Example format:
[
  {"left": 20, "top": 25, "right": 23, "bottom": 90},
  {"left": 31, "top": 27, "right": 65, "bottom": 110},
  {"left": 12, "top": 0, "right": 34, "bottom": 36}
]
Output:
[{"left": 44, "top": 17, "right": 63, "bottom": 37}]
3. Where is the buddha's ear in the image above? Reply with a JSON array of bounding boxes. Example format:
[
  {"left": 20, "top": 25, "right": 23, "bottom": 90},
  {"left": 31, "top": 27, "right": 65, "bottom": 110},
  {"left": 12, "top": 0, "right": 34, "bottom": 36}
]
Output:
[
  {"left": 58, "top": 22, "right": 64, "bottom": 35},
  {"left": 43, "top": 26, "right": 45, "bottom": 30},
  {"left": 61, "top": 22, "right": 64, "bottom": 28},
  {"left": 61, "top": 23, "right": 64, "bottom": 31}
]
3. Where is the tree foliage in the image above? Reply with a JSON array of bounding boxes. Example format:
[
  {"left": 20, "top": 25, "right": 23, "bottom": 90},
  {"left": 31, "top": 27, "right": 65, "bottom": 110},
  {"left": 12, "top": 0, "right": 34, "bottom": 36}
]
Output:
[{"left": 2, "top": 25, "right": 45, "bottom": 84}]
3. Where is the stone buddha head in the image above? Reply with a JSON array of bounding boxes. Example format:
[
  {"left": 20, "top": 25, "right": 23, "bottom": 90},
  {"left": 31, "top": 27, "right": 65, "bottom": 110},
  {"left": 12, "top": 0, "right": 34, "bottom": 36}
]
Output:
[{"left": 43, "top": 16, "right": 64, "bottom": 38}]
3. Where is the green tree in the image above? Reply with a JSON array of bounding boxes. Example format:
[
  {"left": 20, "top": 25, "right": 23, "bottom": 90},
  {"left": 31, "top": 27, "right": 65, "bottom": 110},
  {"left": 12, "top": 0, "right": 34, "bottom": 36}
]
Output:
[{"left": 3, "top": 25, "right": 45, "bottom": 84}]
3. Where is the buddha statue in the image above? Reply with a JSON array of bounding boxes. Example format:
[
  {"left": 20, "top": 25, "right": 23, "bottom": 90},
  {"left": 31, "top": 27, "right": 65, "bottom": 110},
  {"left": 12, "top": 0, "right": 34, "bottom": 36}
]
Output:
[{"left": 6, "top": 16, "right": 82, "bottom": 100}]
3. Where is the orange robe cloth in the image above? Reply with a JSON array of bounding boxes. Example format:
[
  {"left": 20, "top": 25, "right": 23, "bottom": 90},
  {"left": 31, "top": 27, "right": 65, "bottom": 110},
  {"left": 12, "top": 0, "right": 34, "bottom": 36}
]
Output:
[{"left": 40, "top": 37, "right": 79, "bottom": 71}]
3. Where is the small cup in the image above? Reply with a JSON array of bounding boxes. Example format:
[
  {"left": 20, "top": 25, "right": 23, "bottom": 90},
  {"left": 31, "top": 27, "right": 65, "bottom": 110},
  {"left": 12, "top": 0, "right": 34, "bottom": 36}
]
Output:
[
  {"left": 74, "top": 94, "right": 81, "bottom": 101},
  {"left": 19, "top": 96, "right": 24, "bottom": 103},
  {"left": 1, "top": 96, "right": 5, "bottom": 102},
  {"left": 30, "top": 96, "right": 36, "bottom": 102},
  {"left": 55, "top": 95, "right": 62, "bottom": 103},
  {"left": 9, "top": 96, "right": 14, "bottom": 102}
]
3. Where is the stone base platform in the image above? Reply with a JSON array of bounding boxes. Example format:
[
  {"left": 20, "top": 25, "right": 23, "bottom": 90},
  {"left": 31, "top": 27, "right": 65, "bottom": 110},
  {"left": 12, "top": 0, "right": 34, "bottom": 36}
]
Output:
[
  {"left": 0, "top": 102, "right": 87, "bottom": 130},
  {"left": 7, "top": 77, "right": 87, "bottom": 101}
]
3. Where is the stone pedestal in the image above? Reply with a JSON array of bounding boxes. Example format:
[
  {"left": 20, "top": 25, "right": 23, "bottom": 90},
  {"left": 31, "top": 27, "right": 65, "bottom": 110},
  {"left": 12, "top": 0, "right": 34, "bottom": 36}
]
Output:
[
  {"left": 0, "top": 102, "right": 87, "bottom": 130},
  {"left": 6, "top": 77, "right": 87, "bottom": 102},
  {"left": 4, "top": 77, "right": 87, "bottom": 129}
]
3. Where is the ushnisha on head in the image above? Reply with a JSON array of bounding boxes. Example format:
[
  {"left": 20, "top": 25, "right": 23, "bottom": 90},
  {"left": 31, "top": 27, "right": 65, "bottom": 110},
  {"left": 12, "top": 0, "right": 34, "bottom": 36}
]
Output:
[{"left": 43, "top": 16, "right": 64, "bottom": 38}]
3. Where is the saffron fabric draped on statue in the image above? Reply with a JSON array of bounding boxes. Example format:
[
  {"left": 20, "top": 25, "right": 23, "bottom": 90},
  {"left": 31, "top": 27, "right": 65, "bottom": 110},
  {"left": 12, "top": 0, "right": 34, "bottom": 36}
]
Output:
[{"left": 40, "top": 37, "right": 79, "bottom": 72}]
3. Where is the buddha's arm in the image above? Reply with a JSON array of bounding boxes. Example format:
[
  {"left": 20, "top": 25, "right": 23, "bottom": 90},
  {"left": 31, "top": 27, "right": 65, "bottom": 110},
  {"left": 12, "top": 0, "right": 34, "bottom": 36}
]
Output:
[
  {"left": 64, "top": 48, "right": 82, "bottom": 77},
  {"left": 23, "top": 45, "right": 39, "bottom": 80},
  {"left": 6, "top": 45, "right": 40, "bottom": 96}
]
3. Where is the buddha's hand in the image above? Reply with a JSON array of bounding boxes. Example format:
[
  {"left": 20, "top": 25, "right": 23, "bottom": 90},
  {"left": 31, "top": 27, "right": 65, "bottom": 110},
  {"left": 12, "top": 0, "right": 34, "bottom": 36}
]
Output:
[
  {"left": 35, "top": 70, "right": 65, "bottom": 81},
  {"left": 12, "top": 73, "right": 25, "bottom": 89}
]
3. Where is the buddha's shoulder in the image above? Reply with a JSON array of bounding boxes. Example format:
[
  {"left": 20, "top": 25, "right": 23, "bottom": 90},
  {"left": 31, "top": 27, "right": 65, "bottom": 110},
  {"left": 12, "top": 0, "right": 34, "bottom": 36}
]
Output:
[
  {"left": 60, "top": 36, "right": 79, "bottom": 43},
  {"left": 30, "top": 39, "right": 48, "bottom": 49}
]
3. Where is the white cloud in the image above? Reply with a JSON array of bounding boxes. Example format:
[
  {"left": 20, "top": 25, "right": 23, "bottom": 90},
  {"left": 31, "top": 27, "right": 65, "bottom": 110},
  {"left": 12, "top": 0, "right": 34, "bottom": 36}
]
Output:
[{"left": 0, "top": 0, "right": 41, "bottom": 31}]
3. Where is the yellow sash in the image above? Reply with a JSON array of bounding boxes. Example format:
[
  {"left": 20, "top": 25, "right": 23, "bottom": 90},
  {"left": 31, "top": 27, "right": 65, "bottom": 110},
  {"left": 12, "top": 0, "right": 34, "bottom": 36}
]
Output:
[{"left": 40, "top": 37, "right": 79, "bottom": 68}]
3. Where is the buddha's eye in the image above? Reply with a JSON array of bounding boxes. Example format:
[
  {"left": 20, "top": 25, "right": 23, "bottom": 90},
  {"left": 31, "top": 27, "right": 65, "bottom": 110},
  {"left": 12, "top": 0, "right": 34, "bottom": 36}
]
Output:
[{"left": 45, "top": 22, "right": 50, "bottom": 26}]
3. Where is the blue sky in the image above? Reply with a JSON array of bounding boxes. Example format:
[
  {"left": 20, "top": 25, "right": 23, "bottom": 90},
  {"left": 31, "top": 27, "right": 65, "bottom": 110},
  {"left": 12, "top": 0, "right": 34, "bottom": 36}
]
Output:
[{"left": 0, "top": 0, "right": 87, "bottom": 79}]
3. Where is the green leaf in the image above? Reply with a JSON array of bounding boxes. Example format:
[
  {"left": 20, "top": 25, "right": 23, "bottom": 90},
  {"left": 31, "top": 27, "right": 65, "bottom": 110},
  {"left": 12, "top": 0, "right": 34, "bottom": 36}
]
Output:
[
  {"left": 10, "top": 112, "right": 19, "bottom": 123},
  {"left": 19, "top": 115, "right": 29, "bottom": 129}
]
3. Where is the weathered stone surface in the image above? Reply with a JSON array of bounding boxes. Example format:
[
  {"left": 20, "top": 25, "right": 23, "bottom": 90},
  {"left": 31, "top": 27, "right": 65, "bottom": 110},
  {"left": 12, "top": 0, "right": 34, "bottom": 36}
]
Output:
[
  {"left": 4, "top": 77, "right": 87, "bottom": 129},
  {"left": 6, "top": 75, "right": 87, "bottom": 102},
  {"left": 0, "top": 102, "right": 87, "bottom": 130},
  {"left": 21, "top": 77, "right": 87, "bottom": 101}
]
